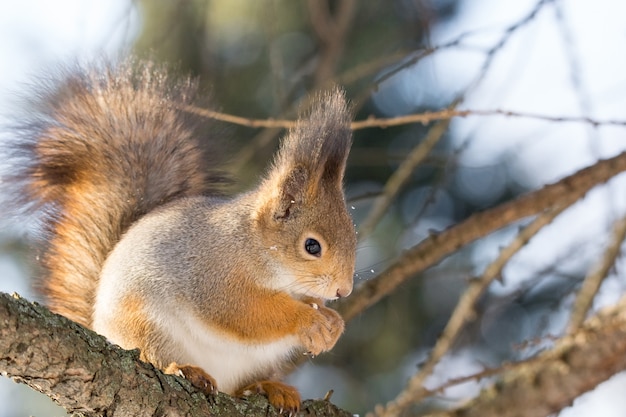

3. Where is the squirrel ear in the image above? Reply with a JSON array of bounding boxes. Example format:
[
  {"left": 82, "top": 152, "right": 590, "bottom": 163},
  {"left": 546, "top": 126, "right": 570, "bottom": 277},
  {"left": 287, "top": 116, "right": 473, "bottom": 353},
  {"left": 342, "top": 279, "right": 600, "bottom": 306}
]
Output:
[
  {"left": 272, "top": 166, "right": 307, "bottom": 220},
  {"left": 276, "top": 87, "right": 352, "bottom": 187},
  {"left": 257, "top": 87, "right": 352, "bottom": 222}
]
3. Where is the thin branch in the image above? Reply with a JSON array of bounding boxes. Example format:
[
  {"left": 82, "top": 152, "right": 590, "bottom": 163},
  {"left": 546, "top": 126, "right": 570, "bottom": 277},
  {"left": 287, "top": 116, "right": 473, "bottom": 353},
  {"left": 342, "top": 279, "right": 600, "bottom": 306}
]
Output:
[
  {"left": 264, "top": 0, "right": 288, "bottom": 110},
  {"left": 355, "top": 0, "right": 554, "bottom": 110},
  {"left": 567, "top": 214, "right": 626, "bottom": 332},
  {"left": 354, "top": 0, "right": 553, "bottom": 241},
  {"left": 371, "top": 201, "right": 574, "bottom": 417},
  {"left": 351, "top": 109, "right": 626, "bottom": 129},
  {"left": 553, "top": 1, "right": 601, "bottom": 154},
  {"left": 336, "top": 50, "right": 411, "bottom": 86},
  {"left": 339, "top": 151, "right": 626, "bottom": 323},
  {"left": 0, "top": 292, "right": 352, "bottom": 417},
  {"left": 180, "top": 105, "right": 295, "bottom": 129},
  {"left": 363, "top": 0, "right": 553, "bottom": 101},
  {"left": 180, "top": 105, "right": 626, "bottom": 131},
  {"left": 358, "top": 106, "right": 454, "bottom": 239},
  {"left": 424, "top": 357, "right": 538, "bottom": 397},
  {"left": 465, "top": 0, "right": 554, "bottom": 95},
  {"left": 307, "top": 0, "right": 356, "bottom": 84},
  {"left": 184, "top": 0, "right": 557, "bottom": 178},
  {"left": 224, "top": 0, "right": 357, "bottom": 174}
]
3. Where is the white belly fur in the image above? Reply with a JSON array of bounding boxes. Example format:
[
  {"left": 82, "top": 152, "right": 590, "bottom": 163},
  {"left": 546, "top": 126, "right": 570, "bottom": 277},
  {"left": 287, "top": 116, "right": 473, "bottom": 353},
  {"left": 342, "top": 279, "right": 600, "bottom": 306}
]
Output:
[{"left": 155, "top": 305, "right": 298, "bottom": 394}]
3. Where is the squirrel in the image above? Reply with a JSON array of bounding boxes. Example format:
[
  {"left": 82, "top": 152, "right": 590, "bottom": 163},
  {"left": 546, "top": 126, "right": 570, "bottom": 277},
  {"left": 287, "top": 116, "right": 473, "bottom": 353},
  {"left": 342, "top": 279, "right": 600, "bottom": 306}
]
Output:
[{"left": 4, "top": 59, "right": 356, "bottom": 414}]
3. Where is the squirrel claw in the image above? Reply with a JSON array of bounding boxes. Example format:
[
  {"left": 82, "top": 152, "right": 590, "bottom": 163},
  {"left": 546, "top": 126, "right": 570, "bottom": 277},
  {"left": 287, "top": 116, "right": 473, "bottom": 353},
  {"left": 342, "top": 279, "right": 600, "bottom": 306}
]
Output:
[
  {"left": 165, "top": 362, "right": 218, "bottom": 396},
  {"left": 299, "top": 303, "right": 345, "bottom": 356},
  {"left": 236, "top": 380, "right": 300, "bottom": 415}
]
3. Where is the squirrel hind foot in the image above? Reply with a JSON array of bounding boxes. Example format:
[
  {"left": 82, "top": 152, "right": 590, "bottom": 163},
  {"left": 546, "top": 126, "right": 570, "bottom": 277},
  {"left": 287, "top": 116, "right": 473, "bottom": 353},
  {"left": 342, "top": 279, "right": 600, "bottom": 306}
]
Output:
[
  {"left": 236, "top": 380, "right": 301, "bottom": 416},
  {"left": 165, "top": 362, "right": 218, "bottom": 396}
]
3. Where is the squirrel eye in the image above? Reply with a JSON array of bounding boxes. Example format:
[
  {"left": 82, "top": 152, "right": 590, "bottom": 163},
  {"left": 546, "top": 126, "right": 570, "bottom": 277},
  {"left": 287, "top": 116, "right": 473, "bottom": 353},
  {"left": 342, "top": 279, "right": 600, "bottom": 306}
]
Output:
[{"left": 304, "top": 238, "right": 322, "bottom": 257}]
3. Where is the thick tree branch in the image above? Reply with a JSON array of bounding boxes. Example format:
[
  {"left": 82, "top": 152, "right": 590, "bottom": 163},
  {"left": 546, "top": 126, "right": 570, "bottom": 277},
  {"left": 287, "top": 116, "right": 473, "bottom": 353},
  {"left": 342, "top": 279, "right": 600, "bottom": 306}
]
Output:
[
  {"left": 423, "top": 295, "right": 626, "bottom": 417},
  {"left": 0, "top": 292, "right": 352, "bottom": 417},
  {"left": 340, "top": 151, "right": 626, "bottom": 322}
]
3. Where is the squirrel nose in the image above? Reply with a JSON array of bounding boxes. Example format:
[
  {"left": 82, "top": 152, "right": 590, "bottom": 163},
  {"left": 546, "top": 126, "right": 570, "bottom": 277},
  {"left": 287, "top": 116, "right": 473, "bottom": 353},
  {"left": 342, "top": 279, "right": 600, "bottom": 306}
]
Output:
[{"left": 336, "top": 285, "right": 352, "bottom": 298}]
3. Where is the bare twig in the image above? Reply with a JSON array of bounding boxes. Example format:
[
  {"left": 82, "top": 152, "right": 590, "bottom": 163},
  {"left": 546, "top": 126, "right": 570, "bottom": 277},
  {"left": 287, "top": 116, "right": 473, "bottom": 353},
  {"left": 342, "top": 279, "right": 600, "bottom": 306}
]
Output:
[
  {"left": 307, "top": 0, "right": 357, "bottom": 85},
  {"left": 351, "top": 109, "right": 626, "bottom": 129},
  {"left": 568, "top": 214, "right": 626, "bottom": 332},
  {"left": 361, "top": 0, "right": 547, "bottom": 102},
  {"left": 353, "top": 0, "right": 555, "bottom": 240},
  {"left": 264, "top": 0, "right": 287, "bottom": 109},
  {"left": 553, "top": 1, "right": 600, "bottom": 153},
  {"left": 465, "top": 0, "right": 555, "bottom": 94},
  {"left": 180, "top": 105, "right": 626, "bottom": 131},
  {"left": 336, "top": 50, "right": 411, "bottom": 86},
  {"left": 180, "top": 104, "right": 295, "bottom": 129},
  {"left": 358, "top": 108, "right": 454, "bottom": 239},
  {"left": 222, "top": 0, "right": 357, "bottom": 174},
  {"left": 339, "top": 151, "right": 626, "bottom": 323},
  {"left": 357, "top": 0, "right": 555, "bottom": 109},
  {"left": 371, "top": 201, "right": 574, "bottom": 417},
  {"left": 425, "top": 355, "right": 543, "bottom": 397}
]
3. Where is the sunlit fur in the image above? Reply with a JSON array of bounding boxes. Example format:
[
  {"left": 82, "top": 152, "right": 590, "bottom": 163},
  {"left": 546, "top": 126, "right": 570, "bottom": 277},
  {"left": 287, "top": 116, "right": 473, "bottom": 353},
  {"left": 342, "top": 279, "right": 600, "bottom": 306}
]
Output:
[{"left": 6, "top": 59, "right": 356, "bottom": 410}]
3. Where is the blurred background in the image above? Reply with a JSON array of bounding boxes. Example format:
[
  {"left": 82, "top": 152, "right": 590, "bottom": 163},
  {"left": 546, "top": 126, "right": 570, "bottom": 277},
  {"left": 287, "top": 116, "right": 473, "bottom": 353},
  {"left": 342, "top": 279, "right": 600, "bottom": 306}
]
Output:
[{"left": 2, "top": 0, "right": 626, "bottom": 416}]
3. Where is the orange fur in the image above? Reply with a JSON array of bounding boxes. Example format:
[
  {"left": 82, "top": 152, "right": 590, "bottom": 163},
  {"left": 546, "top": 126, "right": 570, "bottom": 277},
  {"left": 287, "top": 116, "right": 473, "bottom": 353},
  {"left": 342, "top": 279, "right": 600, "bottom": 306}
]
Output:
[
  {"left": 5, "top": 59, "right": 356, "bottom": 412},
  {"left": 205, "top": 285, "right": 344, "bottom": 352},
  {"left": 236, "top": 381, "right": 301, "bottom": 414},
  {"left": 9, "top": 60, "right": 226, "bottom": 327},
  {"left": 113, "top": 294, "right": 152, "bottom": 356}
]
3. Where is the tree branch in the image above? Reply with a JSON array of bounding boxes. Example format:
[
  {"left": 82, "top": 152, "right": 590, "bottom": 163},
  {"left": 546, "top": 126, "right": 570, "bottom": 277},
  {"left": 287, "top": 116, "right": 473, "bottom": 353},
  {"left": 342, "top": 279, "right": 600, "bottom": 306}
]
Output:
[
  {"left": 423, "top": 295, "right": 626, "bottom": 417},
  {"left": 568, "top": 213, "right": 626, "bottom": 332},
  {"left": 340, "top": 151, "right": 626, "bottom": 322},
  {"left": 358, "top": 108, "right": 453, "bottom": 240},
  {"left": 307, "top": 0, "right": 357, "bottom": 84},
  {"left": 0, "top": 292, "right": 352, "bottom": 417},
  {"left": 373, "top": 201, "right": 575, "bottom": 417},
  {"left": 180, "top": 105, "right": 626, "bottom": 131}
]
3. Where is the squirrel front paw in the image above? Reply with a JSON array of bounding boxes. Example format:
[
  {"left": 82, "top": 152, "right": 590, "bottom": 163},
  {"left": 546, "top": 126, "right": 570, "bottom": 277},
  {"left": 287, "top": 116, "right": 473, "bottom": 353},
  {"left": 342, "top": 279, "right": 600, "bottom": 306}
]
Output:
[
  {"left": 165, "top": 362, "right": 218, "bottom": 396},
  {"left": 299, "top": 303, "right": 345, "bottom": 356}
]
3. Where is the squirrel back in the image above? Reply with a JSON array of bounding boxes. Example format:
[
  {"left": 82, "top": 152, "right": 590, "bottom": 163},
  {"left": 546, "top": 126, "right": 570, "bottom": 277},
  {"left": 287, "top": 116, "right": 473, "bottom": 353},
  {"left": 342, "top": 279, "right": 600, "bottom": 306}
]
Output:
[{"left": 4, "top": 60, "right": 227, "bottom": 326}]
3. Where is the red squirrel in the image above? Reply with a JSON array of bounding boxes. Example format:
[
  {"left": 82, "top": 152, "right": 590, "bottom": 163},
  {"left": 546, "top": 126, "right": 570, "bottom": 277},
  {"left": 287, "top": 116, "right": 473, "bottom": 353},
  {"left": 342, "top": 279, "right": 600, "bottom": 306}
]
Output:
[{"left": 5, "top": 59, "right": 356, "bottom": 414}]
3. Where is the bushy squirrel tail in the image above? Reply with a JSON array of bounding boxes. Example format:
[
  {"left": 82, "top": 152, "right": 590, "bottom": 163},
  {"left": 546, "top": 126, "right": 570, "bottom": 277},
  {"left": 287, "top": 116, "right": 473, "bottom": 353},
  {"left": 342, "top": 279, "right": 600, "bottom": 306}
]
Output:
[{"left": 3, "top": 59, "right": 227, "bottom": 326}]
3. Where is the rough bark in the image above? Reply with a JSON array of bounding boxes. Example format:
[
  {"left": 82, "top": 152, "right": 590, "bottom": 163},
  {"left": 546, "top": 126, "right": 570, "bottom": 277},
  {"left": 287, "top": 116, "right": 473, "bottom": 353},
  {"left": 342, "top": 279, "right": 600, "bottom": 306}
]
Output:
[
  {"left": 0, "top": 292, "right": 352, "bottom": 417},
  {"left": 424, "top": 296, "right": 626, "bottom": 417}
]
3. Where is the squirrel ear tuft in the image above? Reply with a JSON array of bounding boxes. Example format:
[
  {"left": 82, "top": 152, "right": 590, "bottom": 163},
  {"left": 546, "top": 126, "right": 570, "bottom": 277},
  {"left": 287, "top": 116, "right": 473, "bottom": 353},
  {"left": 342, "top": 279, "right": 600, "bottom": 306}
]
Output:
[
  {"left": 258, "top": 87, "right": 353, "bottom": 222},
  {"left": 274, "top": 87, "right": 353, "bottom": 187}
]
